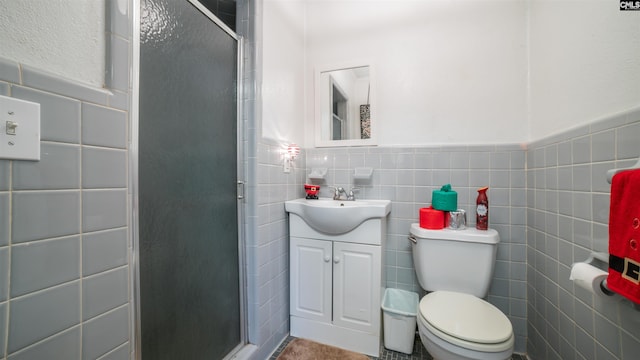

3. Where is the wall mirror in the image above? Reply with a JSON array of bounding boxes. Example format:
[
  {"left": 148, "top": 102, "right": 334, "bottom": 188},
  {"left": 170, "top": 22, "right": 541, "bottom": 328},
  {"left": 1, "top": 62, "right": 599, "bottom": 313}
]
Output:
[{"left": 315, "top": 64, "right": 376, "bottom": 147}]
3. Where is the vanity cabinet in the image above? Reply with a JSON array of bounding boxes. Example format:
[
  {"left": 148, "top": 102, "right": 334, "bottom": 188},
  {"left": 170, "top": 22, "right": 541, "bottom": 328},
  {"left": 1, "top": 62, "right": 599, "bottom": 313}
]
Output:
[
  {"left": 288, "top": 212, "right": 385, "bottom": 357},
  {"left": 290, "top": 237, "right": 381, "bottom": 333}
]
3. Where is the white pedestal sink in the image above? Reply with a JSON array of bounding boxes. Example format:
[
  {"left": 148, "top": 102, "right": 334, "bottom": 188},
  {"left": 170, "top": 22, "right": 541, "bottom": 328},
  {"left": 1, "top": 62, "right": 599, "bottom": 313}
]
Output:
[
  {"left": 284, "top": 198, "right": 391, "bottom": 235},
  {"left": 285, "top": 197, "right": 391, "bottom": 357}
]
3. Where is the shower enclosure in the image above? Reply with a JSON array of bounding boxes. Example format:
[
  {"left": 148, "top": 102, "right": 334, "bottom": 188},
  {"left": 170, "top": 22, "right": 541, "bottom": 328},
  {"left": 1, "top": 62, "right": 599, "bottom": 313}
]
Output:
[{"left": 134, "top": 0, "right": 245, "bottom": 358}]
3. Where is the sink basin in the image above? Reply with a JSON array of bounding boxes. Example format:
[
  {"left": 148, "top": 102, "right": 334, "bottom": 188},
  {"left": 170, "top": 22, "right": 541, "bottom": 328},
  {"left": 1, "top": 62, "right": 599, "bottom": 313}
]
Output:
[{"left": 285, "top": 198, "right": 391, "bottom": 235}]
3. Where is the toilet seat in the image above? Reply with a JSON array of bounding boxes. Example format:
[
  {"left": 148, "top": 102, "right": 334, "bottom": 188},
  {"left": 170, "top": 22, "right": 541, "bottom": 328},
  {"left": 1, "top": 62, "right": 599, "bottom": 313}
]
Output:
[{"left": 419, "top": 291, "right": 514, "bottom": 352}]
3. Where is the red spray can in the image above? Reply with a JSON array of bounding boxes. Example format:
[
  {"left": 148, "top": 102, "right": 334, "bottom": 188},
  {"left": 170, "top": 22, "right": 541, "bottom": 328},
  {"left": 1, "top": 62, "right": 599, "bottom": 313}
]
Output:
[{"left": 476, "top": 187, "right": 489, "bottom": 230}]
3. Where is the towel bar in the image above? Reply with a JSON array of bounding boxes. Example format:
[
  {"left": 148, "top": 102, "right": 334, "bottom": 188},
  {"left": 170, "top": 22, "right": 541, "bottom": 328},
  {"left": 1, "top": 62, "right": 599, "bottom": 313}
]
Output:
[{"left": 606, "top": 157, "right": 640, "bottom": 184}]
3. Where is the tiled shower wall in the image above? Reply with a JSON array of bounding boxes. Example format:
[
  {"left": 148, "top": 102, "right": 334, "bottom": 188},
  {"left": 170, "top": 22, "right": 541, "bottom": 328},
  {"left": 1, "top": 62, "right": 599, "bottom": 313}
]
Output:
[
  {"left": 526, "top": 108, "right": 640, "bottom": 360},
  {"left": 250, "top": 140, "right": 306, "bottom": 359},
  {"left": 305, "top": 145, "right": 528, "bottom": 353},
  {"left": 0, "top": 1, "right": 132, "bottom": 359}
]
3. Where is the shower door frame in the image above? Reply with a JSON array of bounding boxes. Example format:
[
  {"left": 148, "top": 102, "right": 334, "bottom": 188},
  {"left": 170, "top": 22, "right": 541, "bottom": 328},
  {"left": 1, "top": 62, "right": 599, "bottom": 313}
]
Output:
[{"left": 130, "top": 1, "right": 248, "bottom": 359}]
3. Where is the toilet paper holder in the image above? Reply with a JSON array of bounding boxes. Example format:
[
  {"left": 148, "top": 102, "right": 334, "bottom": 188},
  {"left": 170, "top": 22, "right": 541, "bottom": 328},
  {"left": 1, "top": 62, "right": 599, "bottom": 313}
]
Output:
[
  {"left": 577, "top": 252, "right": 617, "bottom": 297},
  {"left": 582, "top": 252, "right": 608, "bottom": 270},
  {"left": 572, "top": 252, "right": 640, "bottom": 310}
]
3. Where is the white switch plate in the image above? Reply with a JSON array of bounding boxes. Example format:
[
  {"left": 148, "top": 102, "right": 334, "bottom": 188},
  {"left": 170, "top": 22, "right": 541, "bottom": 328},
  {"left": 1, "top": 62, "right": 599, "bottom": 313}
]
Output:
[
  {"left": 283, "top": 156, "right": 291, "bottom": 173},
  {"left": 0, "top": 95, "right": 40, "bottom": 161}
]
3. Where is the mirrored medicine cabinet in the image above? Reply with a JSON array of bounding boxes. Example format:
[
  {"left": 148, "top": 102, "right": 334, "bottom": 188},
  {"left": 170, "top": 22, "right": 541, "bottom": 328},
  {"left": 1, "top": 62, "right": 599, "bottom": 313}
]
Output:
[{"left": 315, "top": 63, "right": 376, "bottom": 147}]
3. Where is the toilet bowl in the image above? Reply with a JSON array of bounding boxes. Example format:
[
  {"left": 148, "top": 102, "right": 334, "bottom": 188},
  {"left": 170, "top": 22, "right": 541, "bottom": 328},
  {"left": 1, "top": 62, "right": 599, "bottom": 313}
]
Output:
[{"left": 417, "top": 291, "right": 514, "bottom": 360}]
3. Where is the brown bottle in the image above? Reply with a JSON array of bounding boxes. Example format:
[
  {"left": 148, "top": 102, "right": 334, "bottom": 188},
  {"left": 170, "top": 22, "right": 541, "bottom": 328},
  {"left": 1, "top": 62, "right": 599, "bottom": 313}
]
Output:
[{"left": 476, "top": 187, "right": 489, "bottom": 230}]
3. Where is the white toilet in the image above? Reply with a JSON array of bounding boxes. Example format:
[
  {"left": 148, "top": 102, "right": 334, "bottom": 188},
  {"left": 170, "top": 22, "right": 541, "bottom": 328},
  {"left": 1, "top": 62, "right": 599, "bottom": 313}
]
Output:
[{"left": 409, "top": 223, "right": 514, "bottom": 360}]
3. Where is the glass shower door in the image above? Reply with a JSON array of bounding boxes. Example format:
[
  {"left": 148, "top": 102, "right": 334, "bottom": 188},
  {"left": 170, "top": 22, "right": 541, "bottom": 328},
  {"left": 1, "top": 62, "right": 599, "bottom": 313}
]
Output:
[{"left": 138, "top": 0, "right": 241, "bottom": 358}]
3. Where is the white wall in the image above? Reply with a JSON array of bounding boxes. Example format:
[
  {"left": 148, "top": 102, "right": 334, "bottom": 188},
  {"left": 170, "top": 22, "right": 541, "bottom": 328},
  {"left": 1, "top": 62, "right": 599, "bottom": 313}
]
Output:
[
  {"left": 528, "top": 0, "right": 640, "bottom": 141},
  {"left": 304, "top": 0, "right": 529, "bottom": 146},
  {"left": 261, "top": 0, "right": 306, "bottom": 144},
  {"left": 261, "top": 0, "right": 640, "bottom": 148},
  {"left": 0, "top": 0, "right": 106, "bottom": 87}
]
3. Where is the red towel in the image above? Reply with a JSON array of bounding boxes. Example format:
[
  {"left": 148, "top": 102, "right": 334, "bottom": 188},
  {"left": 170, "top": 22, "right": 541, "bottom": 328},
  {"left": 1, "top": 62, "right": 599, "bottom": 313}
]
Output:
[{"left": 608, "top": 169, "right": 640, "bottom": 304}]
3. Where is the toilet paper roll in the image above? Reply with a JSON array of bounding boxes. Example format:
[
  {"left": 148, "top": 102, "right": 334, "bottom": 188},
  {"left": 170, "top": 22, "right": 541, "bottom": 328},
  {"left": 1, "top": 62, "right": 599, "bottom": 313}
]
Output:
[
  {"left": 419, "top": 207, "right": 445, "bottom": 230},
  {"left": 447, "top": 209, "right": 466, "bottom": 230},
  {"left": 569, "top": 262, "right": 610, "bottom": 298}
]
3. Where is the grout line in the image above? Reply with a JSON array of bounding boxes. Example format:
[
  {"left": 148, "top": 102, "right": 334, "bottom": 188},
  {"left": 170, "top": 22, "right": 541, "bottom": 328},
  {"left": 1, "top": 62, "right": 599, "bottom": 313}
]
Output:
[
  {"left": 79, "top": 96, "right": 84, "bottom": 360},
  {"left": 2, "top": 152, "right": 14, "bottom": 360},
  {"left": 35, "top": 141, "right": 126, "bottom": 153},
  {"left": 8, "top": 278, "right": 81, "bottom": 302},
  {"left": 10, "top": 188, "right": 126, "bottom": 194},
  {"left": 82, "top": 264, "right": 128, "bottom": 281},
  {"left": 95, "top": 340, "right": 129, "bottom": 360},
  {"left": 4, "top": 324, "right": 81, "bottom": 359}
]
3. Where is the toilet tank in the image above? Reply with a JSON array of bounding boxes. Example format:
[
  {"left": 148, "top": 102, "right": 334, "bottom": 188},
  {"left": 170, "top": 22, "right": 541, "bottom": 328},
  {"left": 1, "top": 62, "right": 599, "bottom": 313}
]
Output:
[{"left": 409, "top": 224, "right": 500, "bottom": 298}]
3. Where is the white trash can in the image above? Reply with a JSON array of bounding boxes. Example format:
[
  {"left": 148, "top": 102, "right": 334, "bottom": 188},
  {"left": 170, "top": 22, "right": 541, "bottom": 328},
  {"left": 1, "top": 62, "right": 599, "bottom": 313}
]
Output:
[{"left": 381, "top": 288, "right": 419, "bottom": 354}]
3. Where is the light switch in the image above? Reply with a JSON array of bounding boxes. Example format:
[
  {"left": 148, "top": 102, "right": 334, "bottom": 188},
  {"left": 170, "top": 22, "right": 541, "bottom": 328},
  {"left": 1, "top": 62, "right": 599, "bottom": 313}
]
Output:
[
  {"left": 0, "top": 95, "right": 40, "bottom": 161},
  {"left": 6, "top": 120, "right": 18, "bottom": 135}
]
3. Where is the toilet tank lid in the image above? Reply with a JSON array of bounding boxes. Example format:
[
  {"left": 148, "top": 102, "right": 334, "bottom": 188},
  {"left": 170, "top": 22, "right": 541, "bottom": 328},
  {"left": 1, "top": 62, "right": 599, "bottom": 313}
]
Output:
[{"left": 410, "top": 223, "right": 499, "bottom": 244}]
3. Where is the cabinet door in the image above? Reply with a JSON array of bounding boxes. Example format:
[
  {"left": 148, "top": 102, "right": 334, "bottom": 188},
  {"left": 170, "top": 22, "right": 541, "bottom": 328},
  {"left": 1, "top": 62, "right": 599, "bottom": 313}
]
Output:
[
  {"left": 332, "top": 242, "right": 381, "bottom": 333},
  {"left": 290, "top": 237, "right": 332, "bottom": 323}
]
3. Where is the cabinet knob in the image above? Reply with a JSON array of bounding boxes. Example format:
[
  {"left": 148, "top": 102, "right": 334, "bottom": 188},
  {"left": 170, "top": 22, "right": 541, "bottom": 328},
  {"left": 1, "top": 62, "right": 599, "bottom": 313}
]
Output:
[
  {"left": 333, "top": 256, "right": 340, "bottom": 264},
  {"left": 324, "top": 255, "right": 331, "bottom": 262}
]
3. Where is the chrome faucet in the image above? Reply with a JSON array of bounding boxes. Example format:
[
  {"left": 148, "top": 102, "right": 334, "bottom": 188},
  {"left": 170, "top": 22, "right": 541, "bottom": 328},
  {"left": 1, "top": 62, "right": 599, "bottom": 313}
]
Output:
[
  {"left": 331, "top": 187, "right": 358, "bottom": 201},
  {"left": 331, "top": 186, "right": 346, "bottom": 200}
]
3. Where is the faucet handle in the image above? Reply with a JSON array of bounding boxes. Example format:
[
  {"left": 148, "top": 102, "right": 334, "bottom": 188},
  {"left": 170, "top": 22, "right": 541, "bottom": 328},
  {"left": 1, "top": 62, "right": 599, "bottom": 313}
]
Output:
[
  {"left": 347, "top": 188, "right": 359, "bottom": 200},
  {"left": 329, "top": 186, "right": 341, "bottom": 200}
]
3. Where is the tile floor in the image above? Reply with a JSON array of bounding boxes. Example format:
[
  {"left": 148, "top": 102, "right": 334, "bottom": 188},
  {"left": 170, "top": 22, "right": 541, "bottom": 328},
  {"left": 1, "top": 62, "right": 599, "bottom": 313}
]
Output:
[{"left": 270, "top": 335, "right": 528, "bottom": 360}]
